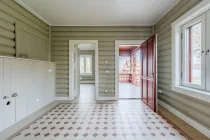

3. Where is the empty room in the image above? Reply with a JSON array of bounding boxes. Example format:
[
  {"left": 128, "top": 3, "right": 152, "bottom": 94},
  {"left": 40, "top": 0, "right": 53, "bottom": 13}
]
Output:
[{"left": 0, "top": 0, "right": 210, "bottom": 140}]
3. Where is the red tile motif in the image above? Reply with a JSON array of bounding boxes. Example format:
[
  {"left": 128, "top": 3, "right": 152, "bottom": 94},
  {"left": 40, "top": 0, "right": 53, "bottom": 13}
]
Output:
[{"left": 9, "top": 102, "right": 188, "bottom": 140}]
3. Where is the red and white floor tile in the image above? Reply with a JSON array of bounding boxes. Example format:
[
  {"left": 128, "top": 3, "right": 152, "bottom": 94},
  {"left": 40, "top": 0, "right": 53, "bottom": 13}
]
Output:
[{"left": 9, "top": 101, "right": 188, "bottom": 140}]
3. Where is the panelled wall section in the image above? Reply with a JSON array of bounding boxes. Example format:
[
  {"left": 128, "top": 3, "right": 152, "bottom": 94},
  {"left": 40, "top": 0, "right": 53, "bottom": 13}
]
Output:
[
  {"left": 51, "top": 26, "right": 152, "bottom": 97},
  {"left": 0, "top": 0, "right": 49, "bottom": 58},
  {"left": 155, "top": 0, "right": 210, "bottom": 129}
]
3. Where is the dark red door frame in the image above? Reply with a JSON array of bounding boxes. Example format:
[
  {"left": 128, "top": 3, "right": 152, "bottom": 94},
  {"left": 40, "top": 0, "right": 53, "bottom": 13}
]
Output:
[{"left": 140, "top": 34, "right": 157, "bottom": 112}]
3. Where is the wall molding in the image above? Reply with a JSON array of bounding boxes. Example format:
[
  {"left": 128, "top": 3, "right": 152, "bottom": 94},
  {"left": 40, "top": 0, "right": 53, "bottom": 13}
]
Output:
[{"left": 159, "top": 100, "right": 210, "bottom": 138}]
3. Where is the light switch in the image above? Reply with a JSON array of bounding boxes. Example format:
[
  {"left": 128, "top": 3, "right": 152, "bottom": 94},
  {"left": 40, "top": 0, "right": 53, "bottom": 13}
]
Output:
[
  {"left": 105, "top": 61, "right": 107, "bottom": 64},
  {"left": 104, "top": 90, "right": 107, "bottom": 93}
]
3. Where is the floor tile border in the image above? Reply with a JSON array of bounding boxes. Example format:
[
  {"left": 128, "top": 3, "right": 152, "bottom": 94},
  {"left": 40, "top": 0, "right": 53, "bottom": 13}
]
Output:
[{"left": 6, "top": 103, "right": 61, "bottom": 140}]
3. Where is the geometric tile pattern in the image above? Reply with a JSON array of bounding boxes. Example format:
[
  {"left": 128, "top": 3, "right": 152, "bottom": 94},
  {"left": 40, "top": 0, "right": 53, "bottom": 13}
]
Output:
[{"left": 10, "top": 101, "right": 188, "bottom": 140}]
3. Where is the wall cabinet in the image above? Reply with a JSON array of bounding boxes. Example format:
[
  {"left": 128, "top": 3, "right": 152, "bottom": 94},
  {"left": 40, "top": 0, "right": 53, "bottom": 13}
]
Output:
[{"left": 0, "top": 57, "right": 55, "bottom": 132}]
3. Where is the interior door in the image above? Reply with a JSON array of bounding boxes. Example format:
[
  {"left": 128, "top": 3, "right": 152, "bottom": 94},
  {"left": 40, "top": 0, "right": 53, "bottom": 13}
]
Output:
[
  {"left": 74, "top": 45, "right": 80, "bottom": 98},
  {"left": 141, "top": 35, "right": 157, "bottom": 112}
]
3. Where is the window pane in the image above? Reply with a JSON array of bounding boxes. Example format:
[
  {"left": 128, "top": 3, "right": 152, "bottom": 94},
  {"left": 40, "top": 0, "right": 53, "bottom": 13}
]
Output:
[
  {"left": 85, "top": 57, "right": 91, "bottom": 74},
  {"left": 119, "top": 57, "right": 131, "bottom": 74},
  {"left": 186, "top": 22, "right": 201, "bottom": 85},
  {"left": 80, "top": 57, "right": 84, "bottom": 74}
]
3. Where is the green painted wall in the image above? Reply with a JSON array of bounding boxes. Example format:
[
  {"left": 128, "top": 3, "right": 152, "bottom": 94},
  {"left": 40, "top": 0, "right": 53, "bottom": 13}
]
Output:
[
  {"left": 51, "top": 26, "right": 153, "bottom": 97},
  {"left": 0, "top": 0, "right": 49, "bottom": 60},
  {"left": 155, "top": 0, "right": 210, "bottom": 129}
]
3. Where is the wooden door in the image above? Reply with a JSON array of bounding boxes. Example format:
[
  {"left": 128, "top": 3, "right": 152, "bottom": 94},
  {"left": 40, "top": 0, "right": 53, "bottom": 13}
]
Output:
[{"left": 141, "top": 35, "right": 157, "bottom": 112}]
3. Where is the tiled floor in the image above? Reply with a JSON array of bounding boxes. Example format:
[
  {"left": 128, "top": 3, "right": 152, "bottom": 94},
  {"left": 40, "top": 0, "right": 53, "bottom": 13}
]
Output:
[
  {"left": 73, "top": 84, "right": 96, "bottom": 103},
  {"left": 119, "top": 83, "right": 141, "bottom": 99},
  {"left": 6, "top": 84, "right": 188, "bottom": 140},
  {"left": 9, "top": 100, "right": 188, "bottom": 140}
]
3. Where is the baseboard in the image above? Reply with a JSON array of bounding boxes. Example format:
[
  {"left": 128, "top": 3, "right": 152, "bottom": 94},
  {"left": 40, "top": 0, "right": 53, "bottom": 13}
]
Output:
[
  {"left": 80, "top": 81, "right": 95, "bottom": 84},
  {"left": 0, "top": 101, "right": 59, "bottom": 140},
  {"left": 96, "top": 97, "right": 116, "bottom": 100},
  {"left": 55, "top": 97, "right": 70, "bottom": 100},
  {"left": 159, "top": 100, "right": 210, "bottom": 138}
]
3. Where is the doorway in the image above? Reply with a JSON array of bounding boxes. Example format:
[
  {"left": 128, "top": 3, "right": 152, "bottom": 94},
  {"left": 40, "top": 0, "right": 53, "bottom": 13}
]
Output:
[
  {"left": 119, "top": 45, "right": 141, "bottom": 99},
  {"left": 115, "top": 37, "right": 157, "bottom": 112},
  {"left": 115, "top": 40, "right": 144, "bottom": 100},
  {"left": 69, "top": 40, "right": 98, "bottom": 101}
]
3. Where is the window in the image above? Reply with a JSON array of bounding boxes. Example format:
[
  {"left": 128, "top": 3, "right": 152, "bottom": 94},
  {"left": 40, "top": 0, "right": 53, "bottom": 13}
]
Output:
[
  {"left": 80, "top": 55, "right": 92, "bottom": 75},
  {"left": 181, "top": 14, "right": 205, "bottom": 90},
  {"left": 172, "top": 4, "right": 210, "bottom": 102}
]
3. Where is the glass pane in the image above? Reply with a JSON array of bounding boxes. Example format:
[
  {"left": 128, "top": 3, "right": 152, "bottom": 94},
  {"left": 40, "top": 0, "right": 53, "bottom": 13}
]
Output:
[
  {"left": 80, "top": 57, "right": 84, "bottom": 74},
  {"left": 85, "top": 57, "right": 91, "bottom": 74},
  {"left": 119, "top": 57, "right": 131, "bottom": 74},
  {"left": 186, "top": 22, "right": 201, "bottom": 85}
]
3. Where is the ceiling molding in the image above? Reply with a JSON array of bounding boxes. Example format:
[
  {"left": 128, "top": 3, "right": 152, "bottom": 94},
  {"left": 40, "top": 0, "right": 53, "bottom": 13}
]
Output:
[
  {"left": 154, "top": 0, "right": 181, "bottom": 25},
  {"left": 14, "top": 0, "right": 179, "bottom": 27},
  {"left": 14, "top": 0, "right": 51, "bottom": 25},
  {"left": 51, "top": 24, "right": 154, "bottom": 27}
]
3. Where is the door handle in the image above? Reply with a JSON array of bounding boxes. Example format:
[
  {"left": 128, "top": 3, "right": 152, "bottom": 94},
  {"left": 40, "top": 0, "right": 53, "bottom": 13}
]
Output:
[
  {"left": 3, "top": 96, "right": 9, "bottom": 99},
  {"left": 12, "top": 93, "right": 18, "bottom": 98}
]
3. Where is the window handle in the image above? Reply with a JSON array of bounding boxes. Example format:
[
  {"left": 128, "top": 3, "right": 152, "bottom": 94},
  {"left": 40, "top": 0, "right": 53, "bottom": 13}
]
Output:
[{"left": 206, "top": 49, "right": 209, "bottom": 55}]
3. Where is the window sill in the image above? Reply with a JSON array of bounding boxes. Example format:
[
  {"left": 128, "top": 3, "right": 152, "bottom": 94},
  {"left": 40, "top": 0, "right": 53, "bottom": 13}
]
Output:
[{"left": 171, "top": 85, "right": 210, "bottom": 103}]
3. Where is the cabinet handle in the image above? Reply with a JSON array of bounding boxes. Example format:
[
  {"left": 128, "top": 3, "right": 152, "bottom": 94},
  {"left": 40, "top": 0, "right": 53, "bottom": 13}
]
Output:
[
  {"left": 206, "top": 49, "right": 210, "bottom": 55},
  {"left": 3, "top": 96, "right": 9, "bottom": 99},
  {"left": 12, "top": 93, "right": 18, "bottom": 97}
]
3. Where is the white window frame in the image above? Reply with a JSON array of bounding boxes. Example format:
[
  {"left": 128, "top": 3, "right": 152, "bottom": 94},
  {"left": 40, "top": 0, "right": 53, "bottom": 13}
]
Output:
[
  {"left": 80, "top": 55, "right": 92, "bottom": 76},
  {"left": 171, "top": 0, "right": 210, "bottom": 103},
  {"left": 181, "top": 14, "right": 206, "bottom": 90}
]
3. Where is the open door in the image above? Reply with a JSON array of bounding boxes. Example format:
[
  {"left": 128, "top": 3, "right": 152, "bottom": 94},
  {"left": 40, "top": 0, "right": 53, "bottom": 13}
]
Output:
[
  {"left": 141, "top": 35, "right": 157, "bottom": 112},
  {"left": 74, "top": 45, "right": 80, "bottom": 99}
]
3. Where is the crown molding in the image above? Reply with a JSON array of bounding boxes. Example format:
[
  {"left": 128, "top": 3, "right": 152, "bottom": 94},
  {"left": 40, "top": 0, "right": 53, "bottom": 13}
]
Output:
[{"left": 14, "top": 0, "right": 51, "bottom": 25}]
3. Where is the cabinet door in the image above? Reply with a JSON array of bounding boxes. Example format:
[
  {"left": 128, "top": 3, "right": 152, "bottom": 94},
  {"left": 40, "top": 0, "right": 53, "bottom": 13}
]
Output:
[
  {"left": 10, "top": 59, "right": 28, "bottom": 122},
  {"left": 27, "top": 61, "right": 43, "bottom": 115},
  {"left": 0, "top": 58, "right": 3, "bottom": 132},
  {"left": 3, "top": 58, "right": 16, "bottom": 129},
  {"left": 43, "top": 63, "right": 55, "bottom": 106}
]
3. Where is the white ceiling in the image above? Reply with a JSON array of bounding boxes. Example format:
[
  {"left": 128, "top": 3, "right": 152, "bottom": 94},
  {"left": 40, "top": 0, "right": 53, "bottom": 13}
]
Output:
[
  {"left": 16, "top": 0, "right": 180, "bottom": 26},
  {"left": 78, "top": 44, "right": 95, "bottom": 50}
]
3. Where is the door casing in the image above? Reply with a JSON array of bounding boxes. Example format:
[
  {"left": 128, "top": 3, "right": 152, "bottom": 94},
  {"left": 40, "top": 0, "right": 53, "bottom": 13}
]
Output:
[
  {"left": 115, "top": 40, "right": 145, "bottom": 100},
  {"left": 69, "top": 40, "right": 99, "bottom": 100}
]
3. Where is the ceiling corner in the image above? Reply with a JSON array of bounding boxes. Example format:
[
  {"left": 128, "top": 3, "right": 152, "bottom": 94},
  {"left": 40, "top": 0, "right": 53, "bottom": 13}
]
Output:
[{"left": 14, "top": 0, "right": 51, "bottom": 26}]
